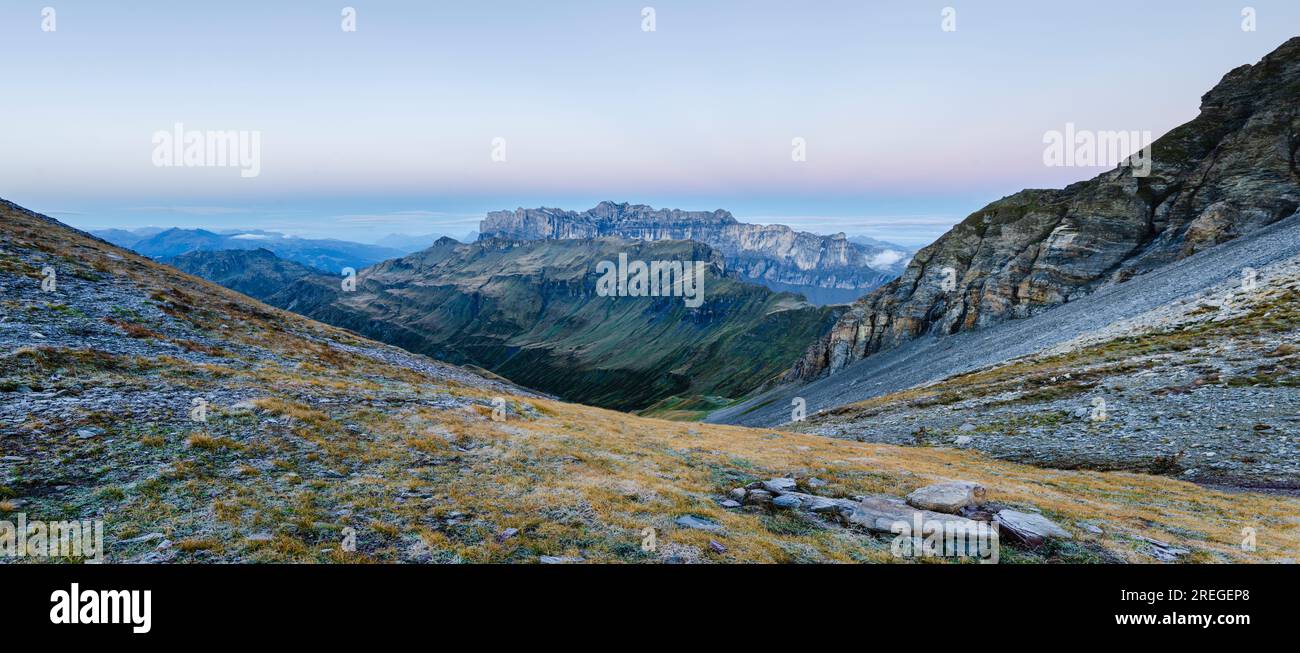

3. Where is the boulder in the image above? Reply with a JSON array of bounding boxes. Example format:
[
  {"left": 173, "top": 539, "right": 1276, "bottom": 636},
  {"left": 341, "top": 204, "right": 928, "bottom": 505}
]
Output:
[
  {"left": 994, "top": 509, "right": 1072, "bottom": 546},
  {"left": 772, "top": 495, "right": 802, "bottom": 510},
  {"left": 743, "top": 489, "right": 773, "bottom": 506},
  {"left": 774, "top": 491, "right": 857, "bottom": 515},
  {"left": 905, "top": 481, "right": 986, "bottom": 514},
  {"left": 761, "top": 477, "right": 797, "bottom": 494}
]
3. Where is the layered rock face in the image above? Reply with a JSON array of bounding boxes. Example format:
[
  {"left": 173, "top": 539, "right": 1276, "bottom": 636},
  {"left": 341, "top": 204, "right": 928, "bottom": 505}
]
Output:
[
  {"left": 480, "top": 201, "right": 903, "bottom": 304},
  {"left": 790, "top": 37, "right": 1300, "bottom": 380}
]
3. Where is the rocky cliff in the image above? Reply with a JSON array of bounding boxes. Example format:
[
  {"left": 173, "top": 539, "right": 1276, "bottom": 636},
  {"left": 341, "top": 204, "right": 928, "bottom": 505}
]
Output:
[
  {"left": 480, "top": 201, "right": 905, "bottom": 305},
  {"left": 790, "top": 37, "right": 1300, "bottom": 380}
]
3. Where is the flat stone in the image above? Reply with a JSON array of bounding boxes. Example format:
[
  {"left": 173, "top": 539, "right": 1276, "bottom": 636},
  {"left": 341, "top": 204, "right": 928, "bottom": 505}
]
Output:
[
  {"left": 719, "top": 499, "right": 741, "bottom": 509},
  {"left": 994, "top": 509, "right": 1072, "bottom": 546},
  {"left": 905, "top": 481, "right": 986, "bottom": 514},
  {"left": 776, "top": 491, "right": 857, "bottom": 514},
  {"left": 119, "top": 532, "right": 166, "bottom": 545},
  {"left": 1076, "top": 521, "right": 1104, "bottom": 535},
  {"left": 539, "top": 555, "right": 583, "bottom": 564},
  {"left": 674, "top": 515, "right": 722, "bottom": 532},
  {"left": 1134, "top": 535, "right": 1189, "bottom": 561},
  {"left": 708, "top": 540, "right": 727, "bottom": 553},
  {"left": 772, "top": 495, "right": 802, "bottom": 510},
  {"left": 76, "top": 427, "right": 104, "bottom": 439},
  {"left": 761, "top": 477, "right": 797, "bottom": 494}
]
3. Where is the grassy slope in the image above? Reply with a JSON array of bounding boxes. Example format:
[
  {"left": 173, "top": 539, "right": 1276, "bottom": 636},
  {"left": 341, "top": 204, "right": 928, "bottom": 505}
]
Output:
[
  {"left": 2, "top": 204, "right": 1297, "bottom": 563},
  {"left": 313, "top": 237, "right": 842, "bottom": 412}
]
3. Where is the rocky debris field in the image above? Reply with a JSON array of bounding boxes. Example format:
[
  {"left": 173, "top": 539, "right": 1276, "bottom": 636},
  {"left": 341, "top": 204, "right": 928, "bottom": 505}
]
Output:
[
  {"left": 794, "top": 251, "right": 1300, "bottom": 490},
  {"left": 710, "top": 211, "right": 1300, "bottom": 429}
]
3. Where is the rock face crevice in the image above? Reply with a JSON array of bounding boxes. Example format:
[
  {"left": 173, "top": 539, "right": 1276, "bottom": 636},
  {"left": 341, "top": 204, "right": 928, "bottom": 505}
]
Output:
[
  {"left": 479, "top": 201, "right": 906, "bottom": 304},
  {"left": 789, "top": 37, "right": 1300, "bottom": 381}
]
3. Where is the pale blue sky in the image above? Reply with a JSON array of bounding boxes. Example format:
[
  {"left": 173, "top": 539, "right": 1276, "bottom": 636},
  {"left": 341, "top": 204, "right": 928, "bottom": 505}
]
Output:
[{"left": 1, "top": 1, "right": 1295, "bottom": 245}]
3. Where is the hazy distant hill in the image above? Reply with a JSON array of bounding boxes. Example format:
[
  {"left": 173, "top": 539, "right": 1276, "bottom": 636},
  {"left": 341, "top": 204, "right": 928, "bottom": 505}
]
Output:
[
  {"left": 127, "top": 228, "right": 404, "bottom": 273},
  {"left": 374, "top": 231, "right": 478, "bottom": 254},
  {"left": 91, "top": 227, "right": 166, "bottom": 249}
]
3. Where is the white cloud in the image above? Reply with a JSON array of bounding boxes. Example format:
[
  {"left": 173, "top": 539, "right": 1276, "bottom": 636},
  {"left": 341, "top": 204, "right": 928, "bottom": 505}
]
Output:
[{"left": 868, "top": 250, "right": 906, "bottom": 268}]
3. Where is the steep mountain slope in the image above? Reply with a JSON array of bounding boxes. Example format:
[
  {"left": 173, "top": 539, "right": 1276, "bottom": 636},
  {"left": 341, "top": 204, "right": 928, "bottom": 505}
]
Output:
[
  {"left": 708, "top": 211, "right": 1300, "bottom": 431},
  {"left": 161, "top": 248, "right": 328, "bottom": 304},
  {"left": 791, "top": 37, "right": 1300, "bottom": 381},
  {"left": 790, "top": 238, "right": 1300, "bottom": 490},
  {"left": 481, "top": 201, "right": 903, "bottom": 304},
  {"left": 170, "top": 238, "right": 844, "bottom": 413},
  {"left": 4, "top": 198, "right": 1296, "bottom": 564},
  {"left": 130, "top": 227, "right": 404, "bottom": 273}
]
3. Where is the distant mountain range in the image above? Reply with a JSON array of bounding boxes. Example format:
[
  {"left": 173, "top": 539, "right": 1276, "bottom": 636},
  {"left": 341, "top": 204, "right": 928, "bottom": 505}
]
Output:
[
  {"left": 375, "top": 231, "right": 479, "bottom": 252},
  {"left": 94, "top": 227, "right": 410, "bottom": 273},
  {"left": 167, "top": 238, "right": 842, "bottom": 415},
  {"left": 480, "top": 202, "right": 910, "bottom": 305}
]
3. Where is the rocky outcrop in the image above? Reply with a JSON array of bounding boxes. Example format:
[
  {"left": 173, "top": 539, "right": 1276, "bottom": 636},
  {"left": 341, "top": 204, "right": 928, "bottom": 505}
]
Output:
[
  {"left": 790, "top": 37, "right": 1300, "bottom": 380},
  {"left": 480, "top": 201, "right": 905, "bottom": 304}
]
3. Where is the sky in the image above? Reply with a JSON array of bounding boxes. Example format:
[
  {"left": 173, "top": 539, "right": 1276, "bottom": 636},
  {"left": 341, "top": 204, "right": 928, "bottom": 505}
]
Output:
[{"left": 1, "top": 1, "right": 1296, "bottom": 247}]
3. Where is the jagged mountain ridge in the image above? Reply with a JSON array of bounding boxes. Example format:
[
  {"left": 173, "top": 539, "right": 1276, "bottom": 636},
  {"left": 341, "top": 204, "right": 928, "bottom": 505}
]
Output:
[
  {"left": 790, "top": 37, "right": 1300, "bottom": 381},
  {"left": 480, "top": 201, "right": 905, "bottom": 305}
]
